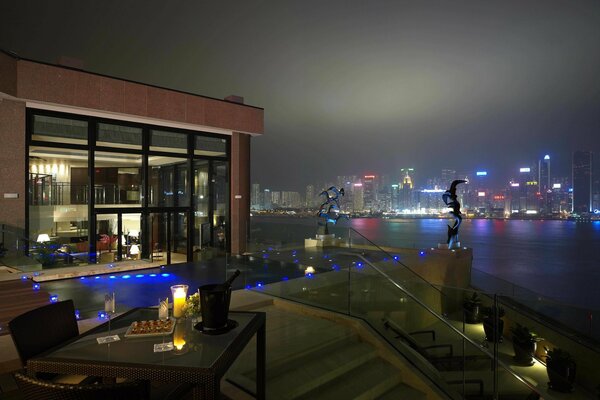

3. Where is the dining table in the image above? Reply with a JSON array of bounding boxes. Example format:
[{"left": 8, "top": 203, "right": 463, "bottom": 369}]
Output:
[{"left": 27, "top": 308, "right": 266, "bottom": 400}]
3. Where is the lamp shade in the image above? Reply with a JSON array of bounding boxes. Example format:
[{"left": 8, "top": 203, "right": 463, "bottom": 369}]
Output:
[
  {"left": 130, "top": 244, "right": 140, "bottom": 255},
  {"left": 36, "top": 234, "right": 51, "bottom": 243}
]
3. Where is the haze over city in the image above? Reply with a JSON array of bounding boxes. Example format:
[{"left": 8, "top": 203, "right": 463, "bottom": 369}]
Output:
[{"left": 1, "top": 0, "right": 599, "bottom": 191}]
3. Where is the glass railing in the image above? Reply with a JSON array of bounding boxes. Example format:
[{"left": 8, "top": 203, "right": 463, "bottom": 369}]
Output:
[
  {"left": 0, "top": 223, "right": 89, "bottom": 270},
  {"left": 28, "top": 177, "right": 140, "bottom": 206},
  {"left": 239, "top": 219, "right": 600, "bottom": 399},
  {"left": 0, "top": 223, "right": 26, "bottom": 259},
  {"left": 472, "top": 268, "right": 600, "bottom": 342}
]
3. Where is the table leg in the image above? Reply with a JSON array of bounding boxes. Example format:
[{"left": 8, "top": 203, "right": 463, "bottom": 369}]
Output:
[{"left": 257, "top": 322, "right": 266, "bottom": 400}]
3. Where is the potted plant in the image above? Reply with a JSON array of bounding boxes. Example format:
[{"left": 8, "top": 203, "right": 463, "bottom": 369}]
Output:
[
  {"left": 33, "top": 240, "right": 58, "bottom": 267},
  {"left": 546, "top": 347, "right": 576, "bottom": 392},
  {"left": 464, "top": 292, "right": 483, "bottom": 324},
  {"left": 511, "top": 323, "right": 542, "bottom": 365},
  {"left": 183, "top": 291, "right": 201, "bottom": 319},
  {"left": 482, "top": 306, "right": 505, "bottom": 342}
]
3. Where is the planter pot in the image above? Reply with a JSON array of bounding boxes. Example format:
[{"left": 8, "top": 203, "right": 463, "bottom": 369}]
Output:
[
  {"left": 547, "top": 359, "right": 576, "bottom": 392},
  {"left": 483, "top": 317, "right": 504, "bottom": 342},
  {"left": 464, "top": 304, "right": 482, "bottom": 324},
  {"left": 512, "top": 338, "right": 536, "bottom": 365}
]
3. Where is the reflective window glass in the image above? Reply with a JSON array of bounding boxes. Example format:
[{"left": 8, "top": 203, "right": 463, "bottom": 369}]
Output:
[
  {"left": 148, "top": 156, "right": 188, "bottom": 207},
  {"left": 150, "top": 130, "right": 187, "bottom": 154},
  {"left": 194, "top": 135, "right": 227, "bottom": 157},
  {"left": 94, "top": 152, "right": 142, "bottom": 207},
  {"left": 32, "top": 115, "right": 88, "bottom": 144},
  {"left": 28, "top": 146, "right": 89, "bottom": 264},
  {"left": 98, "top": 123, "right": 142, "bottom": 149}
]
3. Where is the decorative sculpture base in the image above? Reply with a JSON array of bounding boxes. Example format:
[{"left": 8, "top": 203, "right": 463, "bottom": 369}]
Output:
[
  {"left": 305, "top": 234, "right": 340, "bottom": 248},
  {"left": 437, "top": 242, "right": 461, "bottom": 250}
]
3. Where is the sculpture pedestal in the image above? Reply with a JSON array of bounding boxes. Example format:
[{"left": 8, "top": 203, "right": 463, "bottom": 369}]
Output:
[{"left": 305, "top": 234, "right": 340, "bottom": 248}]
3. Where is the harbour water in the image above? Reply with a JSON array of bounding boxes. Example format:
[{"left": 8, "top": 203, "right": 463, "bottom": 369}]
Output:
[{"left": 251, "top": 216, "right": 600, "bottom": 310}]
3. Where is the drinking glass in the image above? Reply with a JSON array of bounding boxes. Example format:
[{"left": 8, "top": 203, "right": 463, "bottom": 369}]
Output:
[
  {"left": 105, "top": 292, "right": 116, "bottom": 333},
  {"left": 158, "top": 297, "right": 169, "bottom": 321}
]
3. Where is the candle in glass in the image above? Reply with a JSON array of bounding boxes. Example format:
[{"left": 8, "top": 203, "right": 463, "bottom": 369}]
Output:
[
  {"left": 171, "top": 285, "right": 188, "bottom": 319},
  {"left": 173, "top": 320, "right": 186, "bottom": 350}
]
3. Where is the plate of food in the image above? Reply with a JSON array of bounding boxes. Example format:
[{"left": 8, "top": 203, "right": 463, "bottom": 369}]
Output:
[{"left": 124, "top": 319, "right": 175, "bottom": 338}]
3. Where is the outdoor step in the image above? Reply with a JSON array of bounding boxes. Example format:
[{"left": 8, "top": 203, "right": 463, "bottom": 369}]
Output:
[
  {"left": 440, "top": 370, "right": 534, "bottom": 398},
  {"left": 229, "top": 305, "right": 355, "bottom": 380},
  {"left": 267, "top": 341, "right": 377, "bottom": 399},
  {"left": 376, "top": 382, "right": 428, "bottom": 400},
  {"left": 248, "top": 306, "right": 354, "bottom": 361},
  {"left": 296, "top": 359, "right": 402, "bottom": 400},
  {"left": 264, "top": 334, "right": 358, "bottom": 378}
]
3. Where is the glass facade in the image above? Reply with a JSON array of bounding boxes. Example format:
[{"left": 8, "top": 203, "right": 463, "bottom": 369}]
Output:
[
  {"left": 148, "top": 156, "right": 188, "bottom": 207},
  {"left": 27, "top": 109, "right": 230, "bottom": 267},
  {"left": 94, "top": 152, "right": 143, "bottom": 207}
]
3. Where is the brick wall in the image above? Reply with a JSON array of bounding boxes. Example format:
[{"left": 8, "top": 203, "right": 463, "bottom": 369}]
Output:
[{"left": 0, "top": 98, "right": 26, "bottom": 229}]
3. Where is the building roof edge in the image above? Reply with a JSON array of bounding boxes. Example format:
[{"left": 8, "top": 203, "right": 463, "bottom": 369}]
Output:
[{"left": 0, "top": 48, "right": 264, "bottom": 111}]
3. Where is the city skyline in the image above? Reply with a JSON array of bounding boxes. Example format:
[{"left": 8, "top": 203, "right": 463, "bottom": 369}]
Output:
[
  {"left": 1, "top": 1, "right": 599, "bottom": 190},
  {"left": 252, "top": 149, "right": 595, "bottom": 192},
  {"left": 252, "top": 149, "right": 597, "bottom": 216}
]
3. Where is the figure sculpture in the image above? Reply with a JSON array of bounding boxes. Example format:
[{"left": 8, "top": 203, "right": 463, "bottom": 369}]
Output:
[
  {"left": 442, "top": 179, "right": 467, "bottom": 248},
  {"left": 317, "top": 186, "right": 347, "bottom": 235}
]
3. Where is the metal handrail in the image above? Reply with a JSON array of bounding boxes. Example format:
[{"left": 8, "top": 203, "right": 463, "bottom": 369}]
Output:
[{"left": 344, "top": 252, "right": 545, "bottom": 399}]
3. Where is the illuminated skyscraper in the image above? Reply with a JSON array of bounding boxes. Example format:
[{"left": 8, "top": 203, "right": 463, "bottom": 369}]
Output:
[
  {"left": 271, "top": 191, "right": 281, "bottom": 207},
  {"left": 400, "top": 169, "right": 414, "bottom": 210},
  {"left": 515, "top": 166, "right": 540, "bottom": 212},
  {"left": 363, "top": 175, "right": 376, "bottom": 211},
  {"left": 538, "top": 155, "right": 551, "bottom": 214},
  {"left": 263, "top": 189, "right": 272, "bottom": 210},
  {"left": 539, "top": 155, "right": 551, "bottom": 193},
  {"left": 352, "top": 183, "right": 364, "bottom": 212},
  {"left": 281, "top": 191, "right": 301, "bottom": 208},
  {"left": 572, "top": 151, "right": 593, "bottom": 213},
  {"left": 391, "top": 184, "right": 400, "bottom": 211},
  {"left": 251, "top": 183, "right": 261, "bottom": 209}
]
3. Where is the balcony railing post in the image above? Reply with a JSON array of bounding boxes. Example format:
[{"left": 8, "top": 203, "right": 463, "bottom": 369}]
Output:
[
  {"left": 347, "top": 259, "right": 351, "bottom": 316},
  {"left": 493, "top": 294, "right": 499, "bottom": 400}
]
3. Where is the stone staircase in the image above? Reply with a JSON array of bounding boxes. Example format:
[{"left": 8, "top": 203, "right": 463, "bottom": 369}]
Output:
[{"left": 226, "top": 303, "right": 431, "bottom": 400}]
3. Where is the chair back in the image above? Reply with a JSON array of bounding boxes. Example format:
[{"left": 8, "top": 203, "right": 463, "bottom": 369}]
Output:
[
  {"left": 14, "top": 372, "right": 148, "bottom": 400},
  {"left": 9, "top": 300, "right": 79, "bottom": 364}
]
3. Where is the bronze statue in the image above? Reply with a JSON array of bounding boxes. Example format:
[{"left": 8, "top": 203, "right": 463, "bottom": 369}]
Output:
[
  {"left": 442, "top": 180, "right": 467, "bottom": 248},
  {"left": 317, "top": 186, "right": 347, "bottom": 235}
]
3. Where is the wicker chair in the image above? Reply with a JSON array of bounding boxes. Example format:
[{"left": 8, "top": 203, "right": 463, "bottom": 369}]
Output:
[
  {"left": 9, "top": 300, "right": 80, "bottom": 365},
  {"left": 14, "top": 372, "right": 149, "bottom": 400},
  {"left": 9, "top": 299, "right": 100, "bottom": 384}
]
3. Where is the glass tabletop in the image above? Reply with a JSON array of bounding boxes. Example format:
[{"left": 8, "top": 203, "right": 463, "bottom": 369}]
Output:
[{"left": 43, "top": 309, "right": 256, "bottom": 369}]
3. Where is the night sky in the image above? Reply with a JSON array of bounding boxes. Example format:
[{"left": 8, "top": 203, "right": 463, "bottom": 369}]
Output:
[{"left": 2, "top": 1, "right": 599, "bottom": 190}]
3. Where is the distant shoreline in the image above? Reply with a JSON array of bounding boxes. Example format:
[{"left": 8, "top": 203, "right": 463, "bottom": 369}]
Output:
[{"left": 250, "top": 213, "right": 591, "bottom": 222}]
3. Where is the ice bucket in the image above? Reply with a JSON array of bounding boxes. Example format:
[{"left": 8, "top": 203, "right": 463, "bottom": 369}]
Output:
[{"left": 199, "top": 284, "right": 231, "bottom": 330}]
